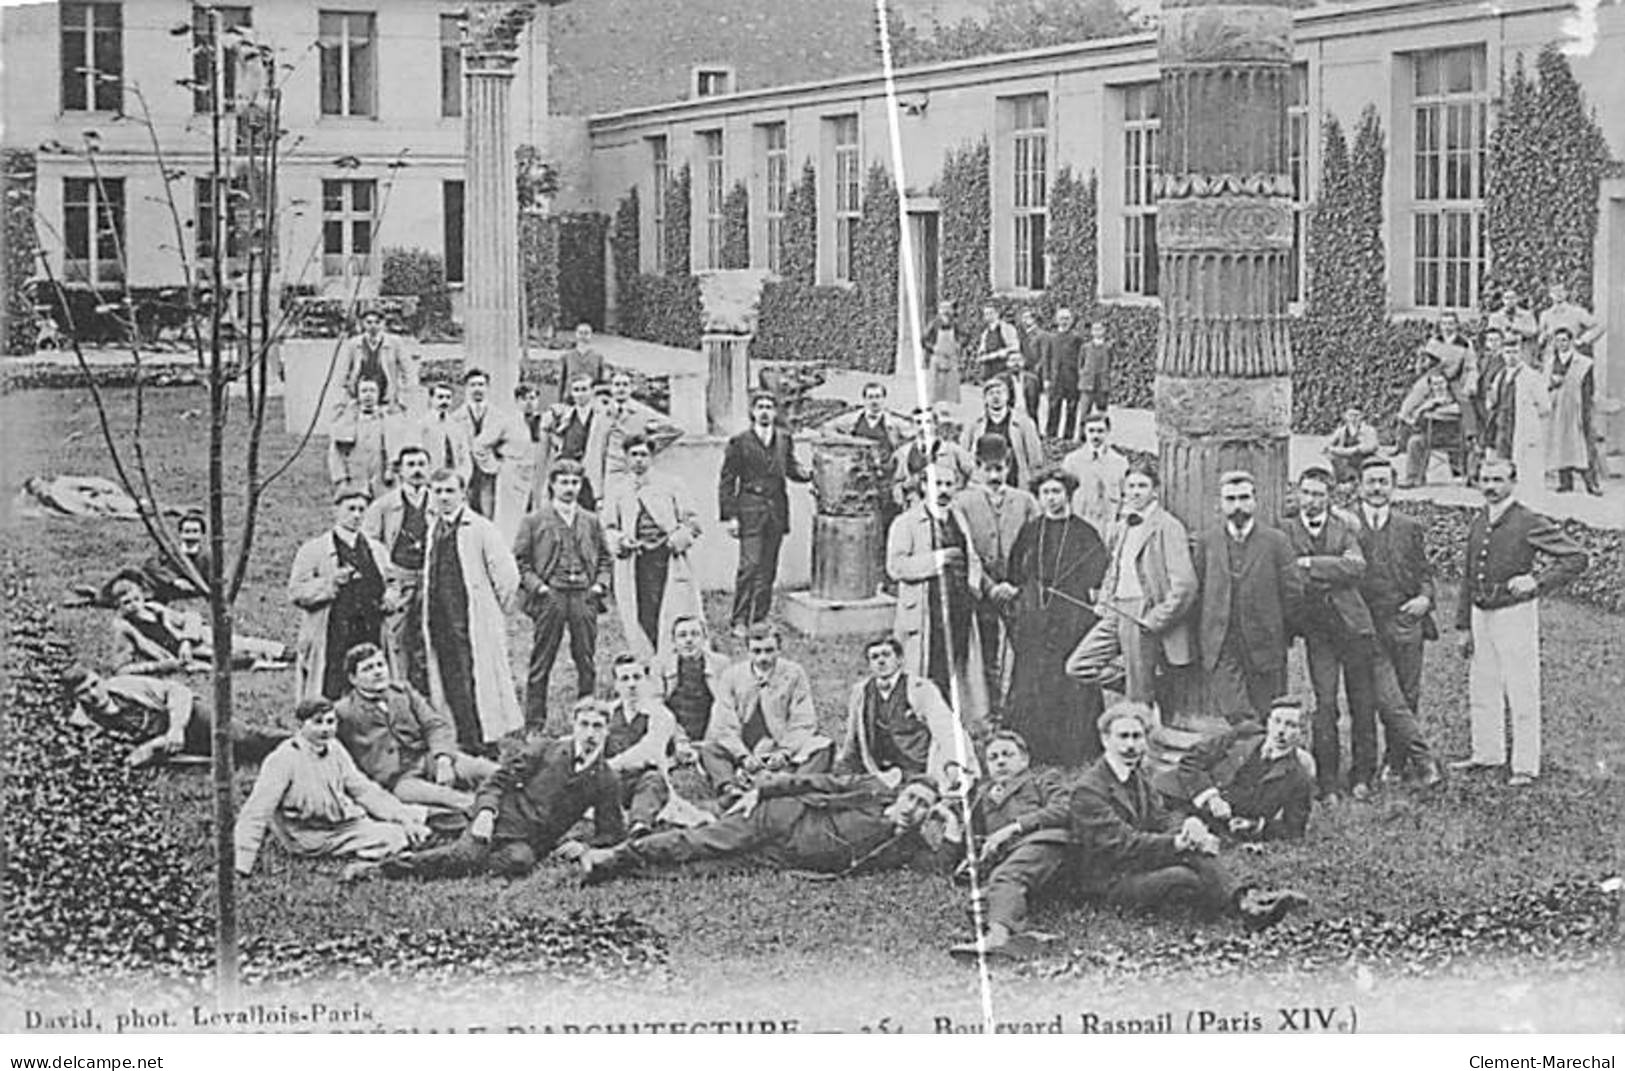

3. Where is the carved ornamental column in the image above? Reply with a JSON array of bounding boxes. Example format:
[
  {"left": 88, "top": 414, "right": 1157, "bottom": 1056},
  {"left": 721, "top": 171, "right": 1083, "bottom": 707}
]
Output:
[
  {"left": 462, "top": 3, "right": 536, "bottom": 402},
  {"left": 1154, "top": 0, "right": 1296, "bottom": 533}
]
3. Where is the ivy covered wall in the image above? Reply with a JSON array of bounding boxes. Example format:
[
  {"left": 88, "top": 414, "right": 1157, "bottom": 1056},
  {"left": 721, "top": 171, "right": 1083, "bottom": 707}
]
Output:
[
  {"left": 1486, "top": 44, "right": 1611, "bottom": 305},
  {"left": 3, "top": 148, "right": 39, "bottom": 355}
]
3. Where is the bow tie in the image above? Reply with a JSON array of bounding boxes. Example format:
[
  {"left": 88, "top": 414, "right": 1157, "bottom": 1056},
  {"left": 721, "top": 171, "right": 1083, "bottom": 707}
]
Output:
[{"left": 1124, "top": 513, "right": 1144, "bottom": 527}]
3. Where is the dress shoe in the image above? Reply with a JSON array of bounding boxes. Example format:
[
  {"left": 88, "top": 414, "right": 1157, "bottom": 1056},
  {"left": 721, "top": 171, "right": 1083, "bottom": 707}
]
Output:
[
  {"left": 1447, "top": 758, "right": 1498, "bottom": 773},
  {"left": 579, "top": 846, "right": 630, "bottom": 886},
  {"left": 1412, "top": 756, "right": 1444, "bottom": 787},
  {"left": 1349, "top": 782, "right": 1371, "bottom": 802},
  {"left": 1507, "top": 774, "right": 1536, "bottom": 788},
  {"left": 340, "top": 860, "right": 381, "bottom": 883},
  {"left": 948, "top": 932, "right": 1049, "bottom": 963},
  {"left": 1238, "top": 888, "right": 1310, "bottom": 932}
]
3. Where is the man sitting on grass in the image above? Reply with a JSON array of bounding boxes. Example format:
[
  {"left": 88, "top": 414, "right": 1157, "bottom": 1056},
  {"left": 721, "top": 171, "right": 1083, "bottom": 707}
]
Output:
[
  {"left": 333, "top": 643, "right": 497, "bottom": 816},
  {"left": 1155, "top": 698, "right": 1315, "bottom": 841},
  {"left": 62, "top": 664, "right": 288, "bottom": 769},
  {"left": 353, "top": 697, "right": 624, "bottom": 882},
  {"left": 577, "top": 770, "right": 944, "bottom": 885},
  {"left": 945, "top": 730, "right": 1073, "bottom": 962},
  {"left": 108, "top": 570, "right": 291, "bottom": 676},
  {"left": 1069, "top": 702, "right": 1308, "bottom": 931}
]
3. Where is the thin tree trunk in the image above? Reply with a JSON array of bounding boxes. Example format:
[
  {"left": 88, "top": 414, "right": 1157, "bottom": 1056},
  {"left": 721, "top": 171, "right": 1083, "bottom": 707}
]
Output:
[{"left": 206, "top": 9, "right": 240, "bottom": 1007}]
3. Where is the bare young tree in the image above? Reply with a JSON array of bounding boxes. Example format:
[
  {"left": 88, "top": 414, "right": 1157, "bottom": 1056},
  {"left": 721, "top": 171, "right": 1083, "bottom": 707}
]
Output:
[{"left": 29, "top": 7, "right": 405, "bottom": 1005}]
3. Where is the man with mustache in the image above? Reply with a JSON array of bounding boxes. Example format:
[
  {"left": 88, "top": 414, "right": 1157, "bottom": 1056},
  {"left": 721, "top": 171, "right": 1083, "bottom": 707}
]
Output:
[{"left": 1453, "top": 457, "right": 1586, "bottom": 787}]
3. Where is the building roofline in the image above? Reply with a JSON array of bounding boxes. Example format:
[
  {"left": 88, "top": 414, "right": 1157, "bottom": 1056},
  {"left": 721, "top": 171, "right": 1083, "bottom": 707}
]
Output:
[{"left": 585, "top": 0, "right": 1578, "bottom": 132}]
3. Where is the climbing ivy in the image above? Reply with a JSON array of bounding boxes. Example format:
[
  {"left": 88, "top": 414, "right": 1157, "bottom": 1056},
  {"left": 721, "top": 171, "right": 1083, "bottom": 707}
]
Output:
[
  {"left": 782, "top": 161, "right": 817, "bottom": 287},
  {"left": 1485, "top": 44, "right": 1611, "bottom": 306},
  {"left": 721, "top": 181, "right": 750, "bottom": 270},
  {"left": 663, "top": 164, "right": 692, "bottom": 277},
  {"left": 3, "top": 148, "right": 39, "bottom": 354}
]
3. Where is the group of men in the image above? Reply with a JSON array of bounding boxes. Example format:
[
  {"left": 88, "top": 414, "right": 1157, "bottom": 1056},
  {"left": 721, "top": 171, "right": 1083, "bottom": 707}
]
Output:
[
  {"left": 920, "top": 300, "right": 1115, "bottom": 442},
  {"left": 58, "top": 304, "right": 1595, "bottom": 965},
  {"left": 1391, "top": 282, "right": 1606, "bottom": 498}
]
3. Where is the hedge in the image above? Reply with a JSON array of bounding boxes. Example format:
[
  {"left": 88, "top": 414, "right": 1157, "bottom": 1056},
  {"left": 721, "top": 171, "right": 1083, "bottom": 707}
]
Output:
[
  {"left": 663, "top": 165, "right": 692, "bottom": 277},
  {"left": 520, "top": 211, "right": 559, "bottom": 335},
  {"left": 3, "top": 148, "right": 39, "bottom": 355},
  {"left": 721, "top": 181, "right": 749, "bottom": 270},
  {"left": 557, "top": 211, "right": 609, "bottom": 330},
  {"left": 379, "top": 247, "right": 455, "bottom": 340},
  {"left": 1486, "top": 45, "right": 1611, "bottom": 305}
]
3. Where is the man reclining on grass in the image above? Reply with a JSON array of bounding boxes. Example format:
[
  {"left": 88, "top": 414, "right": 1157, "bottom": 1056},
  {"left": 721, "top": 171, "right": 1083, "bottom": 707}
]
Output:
[
  {"left": 62, "top": 664, "right": 288, "bottom": 769},
  {"left": 348, "top": 696, "right": 625, "bottom": 882},
  {"left": 576, "top": 769, "right": 945, "bottom": 885},
  {"left": 1070, "top": 702, "right": 1309, "bottom": 932}
]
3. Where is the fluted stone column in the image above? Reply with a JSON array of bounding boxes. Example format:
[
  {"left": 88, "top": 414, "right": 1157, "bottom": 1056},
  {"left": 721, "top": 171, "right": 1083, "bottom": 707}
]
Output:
[
  {"left": 1155, "top": 0, "right": 1296, "bottom": 533},
  {"left": 463, "top": 3, "right": 540, "bottom": 403}
]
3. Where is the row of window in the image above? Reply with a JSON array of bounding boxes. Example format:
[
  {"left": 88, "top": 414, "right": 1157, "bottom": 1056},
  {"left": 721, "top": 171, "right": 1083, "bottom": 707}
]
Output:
[
  {"left": 60, "top": 175, "right": 404, "bottom": 286},
  {"left": 638, "top": 46, "right": 1486, "bottom": 308},
  {"left": 62, "top": 2, "right": 470, "bottom": 119}
]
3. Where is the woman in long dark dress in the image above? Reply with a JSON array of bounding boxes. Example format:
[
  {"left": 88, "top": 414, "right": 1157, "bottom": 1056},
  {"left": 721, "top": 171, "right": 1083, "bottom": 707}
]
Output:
[{"left": 1005, "top": 468, "right": 1108, "bottom": 766}]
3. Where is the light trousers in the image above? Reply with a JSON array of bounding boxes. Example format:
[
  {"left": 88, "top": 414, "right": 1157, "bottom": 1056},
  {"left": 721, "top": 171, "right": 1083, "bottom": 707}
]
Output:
[{"left": 1468, "top": 600, "right": 1542, "bottom": 776}]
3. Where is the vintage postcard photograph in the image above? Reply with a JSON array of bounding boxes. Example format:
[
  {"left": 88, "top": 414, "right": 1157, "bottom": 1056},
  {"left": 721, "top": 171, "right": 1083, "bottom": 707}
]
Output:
[{"left": 2, "top": 0, "right": 1622, "bottom": 1044}]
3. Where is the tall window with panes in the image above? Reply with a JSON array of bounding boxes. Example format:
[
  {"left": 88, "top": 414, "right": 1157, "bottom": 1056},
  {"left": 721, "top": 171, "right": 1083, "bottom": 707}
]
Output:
[
  {"left": 1286, "top": 64, "right": 1310, "bottom": 303},
  {"left": 1122, "top": 83, "right": 1159, "bottom": 297},
  {"left": 322, "top": 179, "right": 376, "bottom": 279},
  {"left": 195, "top": 176, "right": 249, "bottom": 266},
  {"left": 763, "top": 123, "right": 788, "bottom": 274},
  {"left": 440, "top": 14, "right": 463, "bottom": 118},
  {"left": 318, "top": 11, "right": 376, "bottom": 117},
  {"left": 1410, "top": 46, "right": 1487, "bottom": 310},
  {"left": 1011, "top": 95, "right": 1049, "bottom": 291},
  {"left": 701, "top": 131, "right": 725, "bottom": 270},
  {"left": 832, "top": 116, "right": 860, "bottom": 283},
  {"left": 63, "top": 177, "right": 124, "bottom": 284},
  {"left": 60, "top": 2, "right": 122, "bottom": 112},
  {"left": 192, "top": 7, "right": 252, "bottom": 114},
  {"left": 650, "top": 137, "right": 669, "bottom": 273}
]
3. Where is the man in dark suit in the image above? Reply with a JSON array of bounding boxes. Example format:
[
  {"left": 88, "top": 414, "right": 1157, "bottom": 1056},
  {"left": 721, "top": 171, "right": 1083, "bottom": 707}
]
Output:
[
  {"left": 1287, "top": 467, "right": 1377, "bottom": 800},
  {"left": 1195, "top": 471, "right": 1304, "bottom": 724},
  {"left": 513, "top": 460, "right": 612, "bottom": 727},
  {"left": 1349, "top": 458, "right": 1444, "bottom": 787},
  {"left": 578, "top": 771, "right": 943, "bottom": 884},
  {"left": 1043, "top": 308, "right": 1083, "bottom": 440},
  {"left": 1078, "top": 319, "right": 1113, "bottom": 418},
  {"left": 946, "top": 730, "right": 1073, "bottom": 961},
  {"left": 1453, "top": 456, "right": 1587, "bottom": 787},
  {"left": 1068, "top": 703, "right": 1307, "bottom": 928},
  {"left": 1156, "top": 698, "right": 1314, "bottom": 840},
  {"left": 719, "top": 391, "right": 812, "bottom": 635},
  {"left": 365, "top": 698, "right": 625, "bottom": 881}
]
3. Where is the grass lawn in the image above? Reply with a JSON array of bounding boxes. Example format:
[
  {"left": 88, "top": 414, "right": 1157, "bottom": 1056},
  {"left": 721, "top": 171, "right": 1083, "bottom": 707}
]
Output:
[{"left": 2, "top": 384, "right": 1621, "bottom": 1031}]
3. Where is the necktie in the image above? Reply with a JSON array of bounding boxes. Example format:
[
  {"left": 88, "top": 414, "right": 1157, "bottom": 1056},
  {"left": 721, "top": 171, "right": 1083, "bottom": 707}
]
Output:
[{"left": 439, "top": 416, "right": 453, "bottom": 468}]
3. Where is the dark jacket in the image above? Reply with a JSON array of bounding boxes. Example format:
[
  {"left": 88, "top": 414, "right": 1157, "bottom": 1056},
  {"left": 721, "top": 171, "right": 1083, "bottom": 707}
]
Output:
[
  {"left": 1046, "top": 329, "right": 1083, "bottom": 394},
  {"left": 1079, "top": 341, "right": 1112, "bottom": 398},
  {"left": 1285, "top": 512, "right": 1373, "bottom": 639},
  {"left": 1158, "top": 723, "right": 1313, "bottom": 840},
  {"left": 969, "top": 767, "right": 1072, "bottom": 845},
  {"left": 1069, "top": 757, "right": 1185, "bottom": 895},
  {"left": 1455, "top": 502, "right": 1588, "bottom": 630},
  {"left": 1352, "top": 505, "right": 1438, "bottom": 638},
  {"left": 512, "top": 502, "right": 612, "bottom": 604},
  {"left": 1195, "top": 523, "right": 1304, "bottom": 673},
  {"left": 1020, "top": 328, "right": 1052, "bottom": 391},
  {"left": 745, "top": 772, "right": 935, "bottom": 874},
  {"left": 718, "top": 426, "right": 810, "bottom": 535},
  {"left": 334, "top": 683, "right": 457, "bottom": 789},
  {"left": 996, "top": 369, "right": 1043, "bottom": 419},
  {"left": 476, "top": 735, "right": 624, "bottom": 850}
]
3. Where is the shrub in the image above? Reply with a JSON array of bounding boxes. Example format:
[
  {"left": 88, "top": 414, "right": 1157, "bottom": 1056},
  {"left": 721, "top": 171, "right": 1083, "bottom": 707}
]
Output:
[
  {"left": 520, "top": 211, "right": 560, "bottom": 336},
  {"left": 663, "top": 165, "right": 692, "bottom": 277},
  {"left": 721, "top": 182, "right": 750, "bottom": 270},
  {"left": 3, "top": 148, "right": 39, "bottom": 355},
  {"left": 380, "top": 247, "right": 454, "bottom": 339},
  {"left": 557, "top": 211, "right": 609, "bottom": 330},
  {"left": 782, "top": 162, "right": 817, "bottom": 287}
]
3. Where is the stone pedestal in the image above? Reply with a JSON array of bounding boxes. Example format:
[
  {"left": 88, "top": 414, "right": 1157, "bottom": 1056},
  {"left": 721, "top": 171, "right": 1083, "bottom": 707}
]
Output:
[
  {"left": 810, "top": 513, "right": 885, "bottom": 600},
  {"left": 782, "top": 590, "right": 896, "bottom": 639},
  {"left": 704, "top": 333, "right": 750, "bottom": 435}
]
